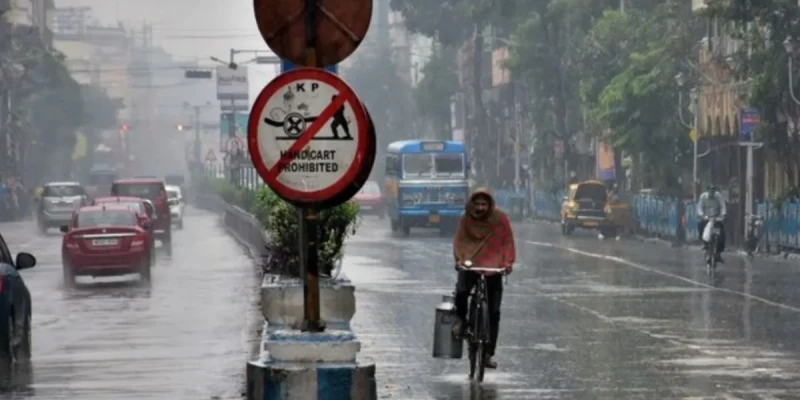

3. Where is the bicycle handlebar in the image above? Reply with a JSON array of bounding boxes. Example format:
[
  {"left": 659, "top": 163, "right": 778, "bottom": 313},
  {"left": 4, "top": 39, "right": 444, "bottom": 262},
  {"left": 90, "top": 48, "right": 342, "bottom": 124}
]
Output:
[{"left": 456, "top": 265, "right": 509, "bottom": 275}]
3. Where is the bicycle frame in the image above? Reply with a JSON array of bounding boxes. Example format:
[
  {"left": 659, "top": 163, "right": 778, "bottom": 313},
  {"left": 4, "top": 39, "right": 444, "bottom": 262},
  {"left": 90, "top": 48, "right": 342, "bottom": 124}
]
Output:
[{"left": 457, "top": 265, "right": 503, "bottom": 383}]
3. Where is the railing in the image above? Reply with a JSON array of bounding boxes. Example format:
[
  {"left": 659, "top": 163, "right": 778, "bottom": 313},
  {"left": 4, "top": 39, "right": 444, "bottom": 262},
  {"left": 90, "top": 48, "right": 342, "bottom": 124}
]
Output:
[
  {"left": 492, "top": 187, "right": 529, "bottom": 221},
  {"left": 529, "top": 189, "right": 800, "bottom": 253},
  {"left": 757, "top": 201, "right": 800, "bottom": 252},
  {"left": 532, "top": 190, "right": 564, "bottom": 221},
  {"left": 632, "top": 195, "right": 681, "bottom": 239},
  {"left": 192, "top": 183, "right": 270, "bottom": 269}
]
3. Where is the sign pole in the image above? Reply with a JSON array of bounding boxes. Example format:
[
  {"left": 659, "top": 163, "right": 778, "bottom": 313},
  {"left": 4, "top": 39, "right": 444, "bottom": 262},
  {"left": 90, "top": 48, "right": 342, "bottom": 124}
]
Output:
[{"left": 300, "top": 0, "right": 324, "bottom": 333}]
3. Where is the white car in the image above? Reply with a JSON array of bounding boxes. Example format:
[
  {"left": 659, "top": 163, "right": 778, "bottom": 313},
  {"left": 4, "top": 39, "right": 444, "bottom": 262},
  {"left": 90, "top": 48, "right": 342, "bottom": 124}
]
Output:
[{"left": 166, "top": 185, "right": 184, "bottom": 229}]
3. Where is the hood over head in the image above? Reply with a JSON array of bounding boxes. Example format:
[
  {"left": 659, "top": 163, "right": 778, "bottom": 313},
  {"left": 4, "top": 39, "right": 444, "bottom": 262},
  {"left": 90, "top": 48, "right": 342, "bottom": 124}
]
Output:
[{"left": 466, "top": 188, "right": 496, "bottom": 217}]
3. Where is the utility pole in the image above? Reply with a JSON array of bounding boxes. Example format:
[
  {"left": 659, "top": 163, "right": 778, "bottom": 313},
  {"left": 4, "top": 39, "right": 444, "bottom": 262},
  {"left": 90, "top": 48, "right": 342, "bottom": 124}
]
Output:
[{"left": 184, "top": 102, "right": 211, "bottom": 166}]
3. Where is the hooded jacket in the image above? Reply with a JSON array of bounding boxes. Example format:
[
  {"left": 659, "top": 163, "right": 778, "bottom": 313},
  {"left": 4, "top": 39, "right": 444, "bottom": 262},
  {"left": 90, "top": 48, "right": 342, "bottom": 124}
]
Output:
[{"left": 452, "top": 189, "right": 516, "bottom": 269}]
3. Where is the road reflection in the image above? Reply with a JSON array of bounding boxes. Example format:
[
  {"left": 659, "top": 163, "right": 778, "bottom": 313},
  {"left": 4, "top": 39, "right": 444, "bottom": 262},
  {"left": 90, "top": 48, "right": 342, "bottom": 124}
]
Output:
[{"left": 0, "top": 362, "right": 34, "bottom": 397}]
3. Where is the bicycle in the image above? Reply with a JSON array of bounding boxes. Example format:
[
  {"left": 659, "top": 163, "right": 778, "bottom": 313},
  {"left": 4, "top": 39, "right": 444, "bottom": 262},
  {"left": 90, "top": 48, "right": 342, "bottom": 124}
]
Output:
[
  {"left": 702, "top": 217, "right": 723, "bottom": 273},
  {"left": 745, "top": 214, "right": 763, "bottom": 258},
  {"left": 456, "top": 260, "right": 508, "bottom": 383}
]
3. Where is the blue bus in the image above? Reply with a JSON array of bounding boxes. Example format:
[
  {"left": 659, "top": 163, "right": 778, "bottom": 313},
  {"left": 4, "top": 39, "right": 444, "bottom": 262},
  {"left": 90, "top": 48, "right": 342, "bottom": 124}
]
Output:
[{"left": 384, "top": 140, "right": 469, "bottom": 236}]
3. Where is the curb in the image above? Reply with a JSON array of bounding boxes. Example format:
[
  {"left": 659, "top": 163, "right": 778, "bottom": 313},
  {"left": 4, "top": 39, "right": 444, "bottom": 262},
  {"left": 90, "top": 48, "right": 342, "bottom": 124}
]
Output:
[{"left": 246, "top": 360, "right": 377, "bottom": 400}]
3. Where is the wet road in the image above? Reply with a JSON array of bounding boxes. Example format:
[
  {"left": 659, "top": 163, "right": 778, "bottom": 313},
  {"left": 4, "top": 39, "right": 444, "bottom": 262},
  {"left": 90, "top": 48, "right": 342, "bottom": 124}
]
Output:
[
  {"left": 347, "top": 218, "right": 800, "bottom": 399},
  {"left": 0, "top": 208, "right": 262, "bottom": 399}
]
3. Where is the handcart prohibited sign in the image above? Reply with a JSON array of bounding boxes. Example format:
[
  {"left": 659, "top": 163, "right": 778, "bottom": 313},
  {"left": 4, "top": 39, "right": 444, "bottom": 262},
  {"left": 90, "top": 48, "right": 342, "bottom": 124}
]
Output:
[{"left": 248, "top": 68, "right": 376, "bottom": 207}]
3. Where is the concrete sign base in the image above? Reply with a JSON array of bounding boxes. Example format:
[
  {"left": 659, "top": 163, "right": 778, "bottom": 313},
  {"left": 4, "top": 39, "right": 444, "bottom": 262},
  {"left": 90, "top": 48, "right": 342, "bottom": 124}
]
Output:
[{"left": 246, "top": 360, "right": 376, "bottom": 400}]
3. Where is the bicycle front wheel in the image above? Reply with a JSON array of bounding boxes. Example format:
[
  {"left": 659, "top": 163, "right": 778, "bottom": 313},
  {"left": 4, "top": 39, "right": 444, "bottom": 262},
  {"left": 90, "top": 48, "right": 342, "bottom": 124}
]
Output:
[{"left": 475, "top": 298, "right": 490, "bottom": 383}]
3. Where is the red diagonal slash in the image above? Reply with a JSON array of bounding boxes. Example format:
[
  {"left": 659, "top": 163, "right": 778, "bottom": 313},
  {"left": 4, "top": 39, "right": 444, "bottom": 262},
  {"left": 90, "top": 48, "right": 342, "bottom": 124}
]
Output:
[{"left": 264, "top": 93, "right": 349, "bottom": 181}]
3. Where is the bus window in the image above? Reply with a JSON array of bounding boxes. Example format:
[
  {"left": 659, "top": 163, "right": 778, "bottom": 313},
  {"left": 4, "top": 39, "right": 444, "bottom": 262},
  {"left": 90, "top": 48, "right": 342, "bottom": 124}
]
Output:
[
  {"left": 434, "top": 154, "right": 464, "bottom": 176},
  {"left": 402, "top": 154, "right": 433, "bottom": 177},
  {"left": 385, "top": 154, "right": 400, "bottom": 176}
]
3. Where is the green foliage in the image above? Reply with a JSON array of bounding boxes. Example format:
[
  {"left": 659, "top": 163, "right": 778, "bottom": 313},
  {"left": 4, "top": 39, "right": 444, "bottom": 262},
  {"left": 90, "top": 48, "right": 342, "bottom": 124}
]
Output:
[
  {"left": 5, "top": 29, "right": 84, "bottom": 181},
  {"left": 207, "top": 177, "right": 361, "bottom": 277},
  {"left": 80, "top": 84, "right": 123, "bottom": 133},
  {"left": 342, "top": 40, "right": 414, "bottom": 178},
  {"left": 250, "top": 188, "right": 360, "bottom": 277},
  {"left": 704, "top": 0, "right": 800, "bottom": 184},
  {"left": 585, "top": 2, "right": 698, "bottom": 189}
]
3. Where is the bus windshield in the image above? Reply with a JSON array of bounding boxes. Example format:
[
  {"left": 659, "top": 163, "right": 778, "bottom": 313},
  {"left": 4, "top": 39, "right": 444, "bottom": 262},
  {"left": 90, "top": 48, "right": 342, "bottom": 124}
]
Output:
[
  {"left": 402, "top": 154, "right": 433, "bottom": 177},
  {"left": 402, "top": 153, "right": 465, "bottom": 178},
  {"left": 434, "top": 154, "right": 464, "bottom": 176}
]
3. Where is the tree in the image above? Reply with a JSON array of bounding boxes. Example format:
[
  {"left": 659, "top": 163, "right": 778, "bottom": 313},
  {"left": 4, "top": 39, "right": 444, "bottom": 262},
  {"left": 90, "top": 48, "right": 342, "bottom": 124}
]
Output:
[
  {"left": 588, "top": 1, "right": 700, "bottom": 191},
  {"left": 505, "top": 0, "right": 623, "bottom": 184},
  {"left": 81, "top": 84, "right": 123, "bottom": 133},
  {"left": 705, "top": 0, "right": 800, "bottom": 194},
  {"left": 390, "top": 0, "right": 519, "bottom": 182},
  {"left": 1, "top": 25, "right": 84, "bottom": 183},
  {"left": 413, "top": 43, "right": 459, "bottom": 140},
  {"left": 342, "top": 44, "right": 414, "bottom": 177}
]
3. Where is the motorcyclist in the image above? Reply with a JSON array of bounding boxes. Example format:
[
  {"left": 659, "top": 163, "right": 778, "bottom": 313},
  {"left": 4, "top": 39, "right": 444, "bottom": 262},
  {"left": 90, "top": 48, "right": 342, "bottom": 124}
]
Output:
[
  {"left": 452, "top": 189, "right": 516, "bottom": 369},
  {"left": 696, "top": 184, "right": 726, "bottom": 262}
]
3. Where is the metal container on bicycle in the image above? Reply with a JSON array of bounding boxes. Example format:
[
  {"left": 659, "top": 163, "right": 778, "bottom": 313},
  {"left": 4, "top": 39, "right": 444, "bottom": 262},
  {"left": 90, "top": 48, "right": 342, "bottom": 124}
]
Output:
[{"left": 432, "top": 294, "right": 464, "bottom": 359}]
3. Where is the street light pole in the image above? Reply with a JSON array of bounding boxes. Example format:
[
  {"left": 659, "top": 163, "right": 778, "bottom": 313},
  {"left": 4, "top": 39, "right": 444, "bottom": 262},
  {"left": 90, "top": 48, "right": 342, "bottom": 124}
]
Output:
[{"left": 675, "top": 73, "right": 699, "bottom": 200}]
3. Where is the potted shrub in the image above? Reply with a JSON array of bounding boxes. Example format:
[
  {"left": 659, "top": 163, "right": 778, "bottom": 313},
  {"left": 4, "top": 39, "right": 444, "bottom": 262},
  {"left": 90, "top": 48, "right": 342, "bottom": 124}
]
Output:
[{"left": 251, "top": 187, "right": 359, "bottom": 277}]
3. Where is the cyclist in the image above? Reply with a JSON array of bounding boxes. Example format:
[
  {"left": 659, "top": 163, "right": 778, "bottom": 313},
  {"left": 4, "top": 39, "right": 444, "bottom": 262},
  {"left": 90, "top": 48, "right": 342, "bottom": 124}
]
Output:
[
  {"left": 452, "top": 188, "right": 516, "bottom": 369},
  {"left": 696, "top": 184, "right": 726, "bottom": 263}
]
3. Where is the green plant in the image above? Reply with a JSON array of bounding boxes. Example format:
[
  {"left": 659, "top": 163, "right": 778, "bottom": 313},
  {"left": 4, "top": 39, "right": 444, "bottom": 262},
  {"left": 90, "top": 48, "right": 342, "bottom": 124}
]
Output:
[
  {"left": 214, "top": 179, "right": 240, "bottom": 205},
  {"left": 252, "top": 187, "right": 360, "bottom": 277}
]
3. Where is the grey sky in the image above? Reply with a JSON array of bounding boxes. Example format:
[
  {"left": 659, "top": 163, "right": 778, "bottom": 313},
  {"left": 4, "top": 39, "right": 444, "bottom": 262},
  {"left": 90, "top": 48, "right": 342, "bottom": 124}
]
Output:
[{"left": 56, "top": 0, "right": 279, "bottom": 98}]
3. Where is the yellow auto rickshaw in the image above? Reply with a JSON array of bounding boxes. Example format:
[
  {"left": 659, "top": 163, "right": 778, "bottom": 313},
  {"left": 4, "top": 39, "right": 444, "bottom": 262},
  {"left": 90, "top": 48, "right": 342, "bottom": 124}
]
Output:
[{"left": 560, "top": 180, "right": 619, "bottom": 236}]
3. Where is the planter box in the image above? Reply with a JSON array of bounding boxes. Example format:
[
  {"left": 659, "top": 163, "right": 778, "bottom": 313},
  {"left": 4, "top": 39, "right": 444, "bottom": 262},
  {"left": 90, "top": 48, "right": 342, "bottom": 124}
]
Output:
[{"left": 261, "top": 274, "right": 356, "bottom": 331}]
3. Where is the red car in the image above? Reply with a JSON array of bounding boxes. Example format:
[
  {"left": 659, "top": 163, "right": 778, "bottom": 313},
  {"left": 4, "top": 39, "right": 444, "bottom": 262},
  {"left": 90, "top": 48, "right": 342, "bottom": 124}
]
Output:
[
  {"left": 92, "top": 196, "right": 157, "bottom": 258},
  {"left": 111, "top": 179, "right": 172, "bottom": 254},
  {"left": 60, "top": 205, "right": 153, "bottom": 286},
  {"left": 354, "top": 181, "right": 385, "bottom": 218}
]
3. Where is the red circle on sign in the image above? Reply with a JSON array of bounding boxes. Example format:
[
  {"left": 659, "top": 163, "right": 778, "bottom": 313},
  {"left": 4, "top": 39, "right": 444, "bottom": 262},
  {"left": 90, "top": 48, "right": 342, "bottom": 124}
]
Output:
[{"left": 247, "top": 68, "right": 371, "bottom": 206}]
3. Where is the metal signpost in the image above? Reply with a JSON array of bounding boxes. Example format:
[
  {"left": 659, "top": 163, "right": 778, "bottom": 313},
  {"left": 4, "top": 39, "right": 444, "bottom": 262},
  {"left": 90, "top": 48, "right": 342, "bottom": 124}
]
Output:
[
  {"left": 251, "top": 0, "right": 374, "bottom": 333},
  {"left": 282, "top": 60, "right": 338, "bottom": 74},
  {"left": 739, "top": 107, "right": 763, "bottom": 240}
]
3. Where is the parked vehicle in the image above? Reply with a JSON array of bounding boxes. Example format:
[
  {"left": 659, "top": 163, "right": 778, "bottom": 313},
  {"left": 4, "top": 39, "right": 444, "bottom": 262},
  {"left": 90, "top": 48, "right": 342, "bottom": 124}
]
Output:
[
  {"left": 354, "top": 181, "right": 385, "bottom": 218},
  {"left": 0, "top": 232, "right": 36, "bottom": 365},
  {"left": 36, "top": 182, "right": 88, "bottom": 234},
  {"left": 166, "top": 185, "right": 184, "bottom": 230},
  {"left": 560, "top": 180, "right": 617, "bottom": 237},
  {"left": 60, "top": 205, "right": 153, "bottom": 286},
  {"left": 384, "top": 140, "right": 469, "bottom": 237},
  {"left": 111, "top": 178, "right": 172, "bottom": 255}
]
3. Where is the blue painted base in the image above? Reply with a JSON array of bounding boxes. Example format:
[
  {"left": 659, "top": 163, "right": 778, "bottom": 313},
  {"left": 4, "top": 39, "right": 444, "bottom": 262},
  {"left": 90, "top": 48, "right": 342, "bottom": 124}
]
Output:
[{"left": 246, "top": 359, "right": 376, "bottom": 400}]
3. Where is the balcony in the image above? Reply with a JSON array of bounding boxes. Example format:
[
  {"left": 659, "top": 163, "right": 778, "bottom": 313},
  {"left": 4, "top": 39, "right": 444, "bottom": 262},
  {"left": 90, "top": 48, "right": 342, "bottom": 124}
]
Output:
[{"left": 699, "top": 35, "right": 742, "bottom": 65}]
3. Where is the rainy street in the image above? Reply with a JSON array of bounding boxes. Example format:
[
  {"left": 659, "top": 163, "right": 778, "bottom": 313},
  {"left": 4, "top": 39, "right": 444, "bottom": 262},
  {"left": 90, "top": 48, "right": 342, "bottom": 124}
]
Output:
[
  {"left": 0, "top": 209, "right": 262, "bottom": 400},
  {"left": 348, "top": 217, "right": 800, "bottom": 400}
]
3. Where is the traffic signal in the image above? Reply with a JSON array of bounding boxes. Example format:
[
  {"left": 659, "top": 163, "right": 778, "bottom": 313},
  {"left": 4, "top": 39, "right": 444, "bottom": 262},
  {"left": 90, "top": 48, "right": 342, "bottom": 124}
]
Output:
[{"left": 185, "top": 70, "right": 212, "bottom": 79}]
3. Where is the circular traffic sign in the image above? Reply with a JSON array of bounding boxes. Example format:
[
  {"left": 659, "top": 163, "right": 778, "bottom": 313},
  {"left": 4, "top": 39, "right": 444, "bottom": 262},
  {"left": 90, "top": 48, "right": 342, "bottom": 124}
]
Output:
[
  {"left": 225, "top": 136, "right": 246, "bottom": 153},
  {"left": 325, "top": 101, "right": 377, "bottom": 208},
  {"left": 252, "top": 0, "right": 372, "bottom": 66},
  {"left": 248, "top": 68, "right": 375, "bottom": 207}
]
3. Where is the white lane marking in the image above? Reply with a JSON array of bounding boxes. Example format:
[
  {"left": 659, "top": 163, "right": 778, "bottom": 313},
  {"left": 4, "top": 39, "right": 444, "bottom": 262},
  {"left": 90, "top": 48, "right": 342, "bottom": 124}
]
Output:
[{"left": 525, "top": 240, "right": 800, "bottom": 314}]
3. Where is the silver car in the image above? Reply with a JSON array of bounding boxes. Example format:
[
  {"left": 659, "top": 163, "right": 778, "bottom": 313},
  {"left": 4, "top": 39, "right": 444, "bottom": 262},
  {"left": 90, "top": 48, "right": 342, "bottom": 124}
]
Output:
[{"left": 37, "top": 182, "right": 88, "bottom": 233}]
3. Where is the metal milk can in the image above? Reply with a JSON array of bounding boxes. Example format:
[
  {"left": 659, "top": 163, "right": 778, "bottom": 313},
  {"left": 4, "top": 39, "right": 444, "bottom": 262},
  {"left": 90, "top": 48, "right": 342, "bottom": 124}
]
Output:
[{"left": 432, "top": 293, "right": 463, "bottom": 359}]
